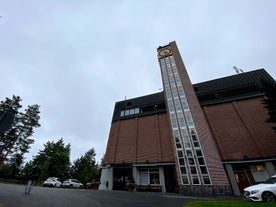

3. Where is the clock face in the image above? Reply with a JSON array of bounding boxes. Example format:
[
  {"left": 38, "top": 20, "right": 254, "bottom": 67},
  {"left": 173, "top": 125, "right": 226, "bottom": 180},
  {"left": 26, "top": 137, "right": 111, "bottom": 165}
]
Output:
[{"left": 157, "top": 47, "right": 172, "bottom": 58}]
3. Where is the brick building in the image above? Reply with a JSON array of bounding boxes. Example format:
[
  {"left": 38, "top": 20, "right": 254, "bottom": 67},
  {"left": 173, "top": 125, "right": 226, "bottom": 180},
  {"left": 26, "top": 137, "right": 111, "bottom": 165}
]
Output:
[{"left": 99, "top": 41, "right": 276, "bottom": 196}]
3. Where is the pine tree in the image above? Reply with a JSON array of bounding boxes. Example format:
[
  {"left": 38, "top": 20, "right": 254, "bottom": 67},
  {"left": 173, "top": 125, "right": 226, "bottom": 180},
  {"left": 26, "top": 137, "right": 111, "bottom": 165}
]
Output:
[
  {"left": 260, "top": 79, "right": 276, "bottom": 132},
  {"left": 0, "top": 96, "right": 40, "bottom": 166}
]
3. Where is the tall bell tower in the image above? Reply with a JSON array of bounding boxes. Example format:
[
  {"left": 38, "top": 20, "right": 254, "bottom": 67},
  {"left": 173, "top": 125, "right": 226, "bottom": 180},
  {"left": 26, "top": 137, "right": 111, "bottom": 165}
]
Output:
[{"left": 157, "top": 41, "right": 231, "bottom": 195}]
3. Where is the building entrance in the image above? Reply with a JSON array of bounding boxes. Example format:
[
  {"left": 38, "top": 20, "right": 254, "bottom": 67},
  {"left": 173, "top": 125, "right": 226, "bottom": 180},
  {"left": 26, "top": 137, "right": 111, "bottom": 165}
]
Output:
[
  {"left": 233, "top": 165, "right": 254, "bottom": 193},
  {"left": 113, "top": 167, "right": 132, "bottom": 191},
  {"left": 163, "top": 165, "right": 177, "bottom": 193}
]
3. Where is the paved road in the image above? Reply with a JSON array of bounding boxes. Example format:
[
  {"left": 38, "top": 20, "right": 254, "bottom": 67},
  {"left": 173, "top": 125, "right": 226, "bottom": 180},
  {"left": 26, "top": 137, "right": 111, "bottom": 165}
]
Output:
[{"left": 0, "top": 182, "right": 211, "bottom": 207}]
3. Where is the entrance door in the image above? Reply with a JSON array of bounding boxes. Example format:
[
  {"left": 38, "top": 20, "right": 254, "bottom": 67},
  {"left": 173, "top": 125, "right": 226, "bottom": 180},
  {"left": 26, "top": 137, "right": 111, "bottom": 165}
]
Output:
[
  {"left": 113, "top": 167, "right": 132, "bottom": 190},
  {"left": 163, "top": 165, "right": 177, "bottom": 193},
  {"left": 233, "top": 165, "right": 254, "bottom": 193}
]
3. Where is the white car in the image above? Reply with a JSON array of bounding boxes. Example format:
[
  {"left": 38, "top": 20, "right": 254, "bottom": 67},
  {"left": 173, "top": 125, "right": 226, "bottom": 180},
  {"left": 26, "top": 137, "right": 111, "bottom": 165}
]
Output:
[
  {"left": 243, "top": 175, "right": 276, "bottom": 202},
  {"left": 43, "top": 177, "right": 62, "bottom": 188},
  {"left": 61, "top": 179, "right": 83, "bottom": 189}
]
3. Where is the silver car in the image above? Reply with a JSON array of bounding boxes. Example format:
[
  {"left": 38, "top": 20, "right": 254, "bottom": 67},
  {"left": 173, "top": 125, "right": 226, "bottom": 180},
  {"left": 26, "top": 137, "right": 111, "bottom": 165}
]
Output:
[
  {"left": 61, "top": 179, "right": 83, "bottom": 189},
  {"left": 43, "top": 177, "right": 62, "bottom": 188},
  {"left": 244, "top": 175, "right": 276, "bottom": 202}
]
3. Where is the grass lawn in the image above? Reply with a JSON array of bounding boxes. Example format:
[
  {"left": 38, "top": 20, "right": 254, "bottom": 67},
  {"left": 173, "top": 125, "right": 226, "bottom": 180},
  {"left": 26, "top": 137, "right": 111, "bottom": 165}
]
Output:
[{"left": 184, "top": 200, "right": 276, "bottom": 207}]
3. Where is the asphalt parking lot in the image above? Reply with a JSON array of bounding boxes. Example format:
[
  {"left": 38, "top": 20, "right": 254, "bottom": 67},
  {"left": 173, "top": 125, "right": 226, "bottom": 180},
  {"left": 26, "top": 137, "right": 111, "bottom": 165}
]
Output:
[{"left": 0, "top": 182, "right": 214, "bottom": 207}]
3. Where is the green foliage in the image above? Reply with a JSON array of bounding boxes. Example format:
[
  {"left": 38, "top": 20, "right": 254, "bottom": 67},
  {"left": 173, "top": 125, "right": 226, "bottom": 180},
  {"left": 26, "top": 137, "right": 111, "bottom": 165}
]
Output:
[
  {"left": 70, "top": 148, "right": 99, "bottom": 185},
  {"left": 184, "top": 200, "right": 276, "bottom": 207},
  {"left": 260, "top": 79, "right": 276, "bottom": 132},
  {"left": 31, "top": 138, "right": 71, "bottom": 182},
  {"left": 0, "top": 95, "right": 40, "bottom": 167}
]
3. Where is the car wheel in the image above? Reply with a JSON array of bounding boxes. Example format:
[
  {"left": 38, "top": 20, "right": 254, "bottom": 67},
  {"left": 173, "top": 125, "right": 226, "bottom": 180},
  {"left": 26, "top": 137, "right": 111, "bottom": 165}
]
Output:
[
  {"left": 69, "top": 184, "right": 73, "bottom": 189},
  {"left": 262, "top": 191, "right": 276, "bottom": 202}
]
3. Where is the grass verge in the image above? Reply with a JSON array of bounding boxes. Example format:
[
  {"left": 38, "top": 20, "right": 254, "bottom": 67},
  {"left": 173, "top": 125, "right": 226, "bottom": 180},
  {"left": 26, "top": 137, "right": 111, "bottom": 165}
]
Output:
[{"left": 185, "top": 200, "right": 275, "bottom": 207}]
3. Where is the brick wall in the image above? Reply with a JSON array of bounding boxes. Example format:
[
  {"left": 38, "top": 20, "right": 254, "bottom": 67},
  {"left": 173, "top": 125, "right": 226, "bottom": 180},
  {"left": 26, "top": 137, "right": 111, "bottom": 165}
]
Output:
[
  {"left": 203, "top": 97, "right": 276, "bottom": 160},
  {"left": 104, "top": 113, "right": 175, "bottom": 164}
]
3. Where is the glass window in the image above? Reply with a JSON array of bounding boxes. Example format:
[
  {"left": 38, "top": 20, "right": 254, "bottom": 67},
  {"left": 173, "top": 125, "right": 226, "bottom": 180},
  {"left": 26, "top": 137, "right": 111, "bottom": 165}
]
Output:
[
  {"left": 170, "top": 114, "right": 177, "bottom": 128},
  {"left": 198, "top": 157, "right": 205, "bottom": 165},
  {"left": 120, "top": 111, "right": 124, "bottom": 117},
  {"left": 185, "top": 111, "right": 194, "bottom": 127},
  {"left": 139, "top": 169, "right": 160, "bottom": 185},
  {"left": 181, "top": 98, "right": 189, "bottom": 110},
  {"left": 149, "top": 170, "right": 159, "bottom": 184},
  {"left": 177, "top": 150, "right": 184, "bottom": 158},
  {"left": 173, "top": 129, "right": 179, "bottom": 137},
  {"left": 193, "top": 141, "right": 200, "bottom": 148},
  {"left": 179, "top": 158, "right": 185, "bottom": 165},
  {"left": 188, "top": 158, "right": 195, "bottom": 165},
  {"left": 129, "top": 109, "right": 134, "bottom": 115},
  {"left": 139, "top": 172, "right": 149, "bottom": 185},
  {"left": 135, "top": 108, "right": 139, "bottom": 114},
  {"left": 190, "top": 166, "right": 197, "bottom": 174},
  {"left": 182, "top": 176, "right": 189, "bottom": 184},
  {"left": 200, "top": 166, "right": 208, "bottom": 174},
  {"left": 169, "top": 56, "right": 175, "bottom": 64},
  {"left": 125, "top": 110, "right": 129, "bottom": 116},
  {"left": 192, "top": 176, "right": 200, "bottom": 184},
  {"left": 196, "top": 149, "right": 202, "bottom": 156},
  {"left": 168, "top": 100, "right": 174, "bottom": 112},
  {"left": 192, "top": 134, "right": 197, "bottom": 141},
  {"left": 172, "top": 88, "right": 178, "bottom": 97},
  {"left": 176, "top": 143, "right": 182, "bottom": 149},
  {"left": 203, "top": 176, "right": 211, "bottom": 185},
  {"left": 180, "top": 166, "right": 186, "bottom": 174},
  {"left": 183, "top": 135, "right": 191, "bottom": 148},
  {"left": 186, "top": 150, "right": 193, "bottom": 157},
  {"left": 179, "top": 117, "right": 185, "bottom": 128},
  {"left": 174, "top": 99, "right": 181, "bottom": 111},
  {"left": 174, "top": 136, "right": 180, "bottom": 143}
]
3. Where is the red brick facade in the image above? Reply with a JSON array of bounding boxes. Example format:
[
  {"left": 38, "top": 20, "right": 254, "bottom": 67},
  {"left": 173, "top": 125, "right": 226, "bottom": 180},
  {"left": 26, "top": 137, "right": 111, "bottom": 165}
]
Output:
[
  {"left": 203, "top": 97, "right": 276, "bottom": 160},
  {"left": 104, "top": 113, "right": 175, "bottom": 164}
]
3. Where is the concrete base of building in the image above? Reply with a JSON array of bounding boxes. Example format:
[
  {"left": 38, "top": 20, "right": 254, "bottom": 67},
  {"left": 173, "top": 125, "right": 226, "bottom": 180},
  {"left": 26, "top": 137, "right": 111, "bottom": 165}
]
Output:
[{"left": 179, "top": 185, "right": 233, "bottom": 197}]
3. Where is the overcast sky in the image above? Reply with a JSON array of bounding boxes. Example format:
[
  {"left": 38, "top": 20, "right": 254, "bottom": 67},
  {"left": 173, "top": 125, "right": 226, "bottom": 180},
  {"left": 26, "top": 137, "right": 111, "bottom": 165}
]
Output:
[{"left": 1, "top": 0, "right": 275, "bottom": 164}]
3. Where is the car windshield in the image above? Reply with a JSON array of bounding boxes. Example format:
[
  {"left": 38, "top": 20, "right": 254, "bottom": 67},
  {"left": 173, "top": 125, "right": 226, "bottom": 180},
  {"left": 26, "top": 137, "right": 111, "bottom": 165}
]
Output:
[{"left": 263, "top": 177, "right": 276, "bottom": 184}]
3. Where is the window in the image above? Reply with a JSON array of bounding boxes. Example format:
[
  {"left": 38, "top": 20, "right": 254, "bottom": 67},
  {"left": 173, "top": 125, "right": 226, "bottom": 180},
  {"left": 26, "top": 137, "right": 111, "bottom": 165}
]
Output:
[
  {"left": 120, "top": 111, "right": 124, "bottom": 117},
  {"left": 139, "top": 169, "right": 159, "bottom": 185},
  {"left": 171, "top": 114, "right": 177, "bottom": 128},
  {"left": 174, "top": 98, "right": 181, "bottom": 111},
  {"left": 192, "top": 176, "right": 200, "bottom": 184},
  {"left": 180, "top": 166, "right": 186, "bottom": 174},
  {"left": 203, "top": 176, "right": 211, "bottom": 185},
  {"left": 190, "top": 166, "right": 197, "bottom": 174},
  {"left": 182, "top": 176, "right": 189, "bottom": 184},
  {"left": 179, "top": 158, "right": 185, "bottom": 165},
  {"left": 176, "top": 143, "right": 182, "bottom": 149},
  {"left": 198, "top": 157, "right": 205, "bottom": 165},
  {"left": 200, "top": 166, "right": 208, "bottom": 174},
  {"left": 177, "top": 150, "right": 184, "bottom": 158},
  {"left": 185, "top": 111, "right": 194, "bottom": 127},
  {"left": 129, "top": 109, "right": 134, "bottom": 115}
]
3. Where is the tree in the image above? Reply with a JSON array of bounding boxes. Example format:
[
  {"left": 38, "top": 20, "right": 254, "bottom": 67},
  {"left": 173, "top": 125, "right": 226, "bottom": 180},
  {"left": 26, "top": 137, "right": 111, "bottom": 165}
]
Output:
[
  {"left": 0, "top": 96, "right": 40, "bottom": 167},
  {"left": 31, "top": 138, "right": 71, "bottom": 182},
  {"left": 70, "top": 148, "right": 99, "bottom": 185},
  {"left": 260, "top": 79, "right": 276, "bottom": 133}
]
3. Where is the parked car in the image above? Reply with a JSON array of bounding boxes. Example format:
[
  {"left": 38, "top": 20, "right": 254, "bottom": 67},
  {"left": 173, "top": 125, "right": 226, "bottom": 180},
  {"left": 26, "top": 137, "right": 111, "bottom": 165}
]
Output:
[
  {"left": 43, "top": 177, "right": 62, "bottom": 188},
  {"left": 243, "top": 175, "right": 276, "bottom": 202},
  {"left": 85, "top": 180, "right": 101, "bottom": 190},
  {"left": 61, "top": 179, "right": 83, "bottom": 189}
]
